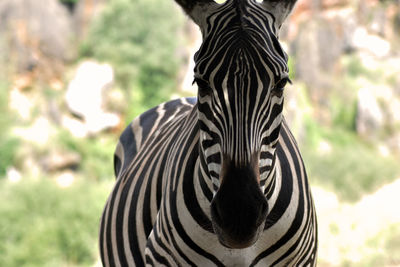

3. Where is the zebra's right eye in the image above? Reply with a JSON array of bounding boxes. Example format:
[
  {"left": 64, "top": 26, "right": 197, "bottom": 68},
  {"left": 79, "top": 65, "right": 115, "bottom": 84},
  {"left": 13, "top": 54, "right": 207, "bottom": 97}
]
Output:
[
  {"left": 272, "top": 77, "right": 292, "bottom": 96},
  {"left": 194, "top": 78, "right": 213, "bottom": 97},
  {"left": 275, "top": 78, "right": 288, "bottom": 89}
]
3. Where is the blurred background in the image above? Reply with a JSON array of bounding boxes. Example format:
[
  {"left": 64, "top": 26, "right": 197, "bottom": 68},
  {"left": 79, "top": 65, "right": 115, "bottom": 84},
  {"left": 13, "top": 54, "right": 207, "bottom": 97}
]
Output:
[{"left": 0, "top": 0, "right": 399, "bottom": 266}]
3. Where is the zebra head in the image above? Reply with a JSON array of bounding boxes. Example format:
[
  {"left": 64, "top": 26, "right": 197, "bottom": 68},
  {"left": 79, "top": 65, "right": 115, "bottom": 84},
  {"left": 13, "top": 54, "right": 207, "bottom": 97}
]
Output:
[{"left": 176, "top": 0, "right": 296, "bottom": 249}]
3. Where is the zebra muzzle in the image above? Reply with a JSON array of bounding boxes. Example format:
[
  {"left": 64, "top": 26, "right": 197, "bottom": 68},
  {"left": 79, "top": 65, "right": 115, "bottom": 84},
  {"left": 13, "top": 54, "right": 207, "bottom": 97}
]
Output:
[{"left": 210, "top": 160, "right": 268, "bottom": 249}]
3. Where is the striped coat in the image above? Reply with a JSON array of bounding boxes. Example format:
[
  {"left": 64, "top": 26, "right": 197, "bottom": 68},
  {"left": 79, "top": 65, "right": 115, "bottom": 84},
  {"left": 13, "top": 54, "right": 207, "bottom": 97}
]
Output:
[{"left": 100, "top": 0, "right": 317, "bottom": 266}]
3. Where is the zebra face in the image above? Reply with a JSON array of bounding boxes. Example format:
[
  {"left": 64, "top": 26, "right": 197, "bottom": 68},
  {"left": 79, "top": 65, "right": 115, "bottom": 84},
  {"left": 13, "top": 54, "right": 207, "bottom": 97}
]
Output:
[{"left": 183, "top": 0, "right": 295, "bottom": 248}]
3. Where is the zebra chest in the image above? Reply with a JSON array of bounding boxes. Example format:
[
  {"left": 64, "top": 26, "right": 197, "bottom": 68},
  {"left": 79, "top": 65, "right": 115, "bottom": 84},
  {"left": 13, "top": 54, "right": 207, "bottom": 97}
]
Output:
[
  {"left": 147, "top": 207, "right": 299, "bottom": 267},
  {"left": 144, "top": 159, "right": 308, "bottom": 266},
  {"left": 145, "top": 173, "right": 286, "bottom": 266}
]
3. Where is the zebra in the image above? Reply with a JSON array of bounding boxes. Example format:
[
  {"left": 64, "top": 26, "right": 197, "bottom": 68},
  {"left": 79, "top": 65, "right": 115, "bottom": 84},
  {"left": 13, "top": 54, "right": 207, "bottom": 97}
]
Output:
[{"left": 99, "top": 0, "right": 318, "bottom": 266}]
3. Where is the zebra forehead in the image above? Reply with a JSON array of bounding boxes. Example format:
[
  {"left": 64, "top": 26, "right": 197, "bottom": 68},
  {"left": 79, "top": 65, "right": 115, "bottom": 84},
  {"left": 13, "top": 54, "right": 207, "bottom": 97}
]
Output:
[
  {"left": 194, "top": 37, "right": 288, "bottom": 84},
  {"left": 193, "top": 5, "right": 289, "bottom": 80}
]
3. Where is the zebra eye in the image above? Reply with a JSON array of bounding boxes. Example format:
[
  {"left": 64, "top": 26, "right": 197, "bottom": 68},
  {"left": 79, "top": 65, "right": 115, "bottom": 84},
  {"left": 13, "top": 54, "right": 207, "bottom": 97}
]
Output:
[
  {"left": 273, "top": 77, "right": 291, "bottom": 95},
  {"left": 194, "top": 78, "right": 213, "bottom": 96},
  {"left": 274, "top": 77, "right": 290, "bottom": 90}
]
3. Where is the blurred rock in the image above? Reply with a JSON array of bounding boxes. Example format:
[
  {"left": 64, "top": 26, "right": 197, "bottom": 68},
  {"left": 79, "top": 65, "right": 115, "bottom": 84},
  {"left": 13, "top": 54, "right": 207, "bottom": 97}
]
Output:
[
  {"left": 13, "top": 116, "right": 54, "bottom": 146},
  {"left": 290, "top": 12, "right": 356, "bottom": 86},
  {"left": 356, "top": 87, "right": 384, "bottom": 139},
  {"left": 351, "top": 27, "right": 391, "bottom": 58},
  {"left": 283, "top": 83, "right": 312, "bottom": 143},
  {"left": 293, "top": 0, "right": 351, "bottom": 15},
  {"left": 0, "top": 0, "right": 74, "bottom": 76},
  {"left": 386, "top": 98, "right": 400, "bottom": 127},
  {"left": 387, "top": 134, "right": 400, "bottom": 154},
  {"left": 61, "top": 115, "right": 89, "bottom": 138},
  {"left": 72, "top": 0, "right": 108, "bottom": 40},
  {"left": 55, "top": 171, "right": 75, "bottom": 188},
  {"left": 290, "top": 17, "right": 343, "bottom": 118},
  {"left": 6, "top": 167, "right": 22, "bottom": 183},
  {"left": 65, "top": 61, "right": 120, "bottom": 135},
  {"left": 9, "top": 86, "right": 34, "bottom": 121},
  {"left": 40, "top": 150, "right": 81, "bottom": 172}
]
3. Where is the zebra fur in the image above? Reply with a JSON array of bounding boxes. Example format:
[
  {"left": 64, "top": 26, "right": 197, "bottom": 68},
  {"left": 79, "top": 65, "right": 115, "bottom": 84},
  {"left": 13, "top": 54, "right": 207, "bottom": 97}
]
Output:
[{"left": 100, "top": 0, "right": 317, "bottom": 266}]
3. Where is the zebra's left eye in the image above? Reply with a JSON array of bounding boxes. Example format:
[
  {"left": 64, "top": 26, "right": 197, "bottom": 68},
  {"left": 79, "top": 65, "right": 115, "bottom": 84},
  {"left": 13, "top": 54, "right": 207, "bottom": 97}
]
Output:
[
  {"left": 273, "top": 77, "right": 291, "bottom": 95},
  {"left": 274, "top": 77, "right": 291, "bottom": 90},
  {"left": 194, "top": 78, "right": 213, "bottom": 97}
]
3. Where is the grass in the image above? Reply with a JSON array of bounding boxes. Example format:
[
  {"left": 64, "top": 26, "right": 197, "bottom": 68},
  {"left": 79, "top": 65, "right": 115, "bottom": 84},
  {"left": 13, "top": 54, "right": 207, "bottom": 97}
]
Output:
[
  {"left": 0, "top": 178, "right": 112, "bottom": 267},
  {"left": 301, "top": 120, "right": 400, "bottom": 202},
  {"left": 339, "top": 224, "right": 400, "bottom": 267}
]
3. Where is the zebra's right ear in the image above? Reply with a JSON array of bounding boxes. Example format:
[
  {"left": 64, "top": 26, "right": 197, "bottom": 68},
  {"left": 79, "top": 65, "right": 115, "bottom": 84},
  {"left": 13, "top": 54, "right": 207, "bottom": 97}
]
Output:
[
  {"left": 260, "top": 0, "right": 297, "bottom": 30},
  {"left": 174, "top": 0, "right": 217, "bottom": 27}
]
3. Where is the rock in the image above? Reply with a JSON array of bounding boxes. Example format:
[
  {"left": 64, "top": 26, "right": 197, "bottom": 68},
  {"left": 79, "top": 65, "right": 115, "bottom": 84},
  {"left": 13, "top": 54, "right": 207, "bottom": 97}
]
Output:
[
  {"left": 40, "top": 150, "right": 81, "bottom": 172},
  {"left": 13, "top": 116, "right": 54, "bottom": 146},
  {"left": 0, "top": 0, "right": 74, "bottom": 75},
  {"left": 351, "top": 27, "right": 391, "bottom": 58},
  {"left": 386, "top": 98, "right": 400, "bottom": 127},
  {"left": 386, "top": 134, "right": 400, "bottom": 154},
  {"left": 7, "top": 167, "right": 22, "bottom": 183},
  {"left": 293, "top": 0, "right": 351, "bottom": 15},
  {"left": 71, "top": 0, "right": 108, "bottom": 40},
  {"left": 9, "top": 86, "right": 34, "bottom": 120},
  {"left": 290, "top": 14, "right": 353, "bottom": 86},
  {"left": 61, "top": 115, "right": 89, "bottom": 138},
  {"left": 356, "top": 87, "right": 384, "bottom": 139},
  {"left": 290, "top": 20, "right": 322, "bottom": 89},
  {"left": 290, "top": 18, "right": 343, "bottom": 116},
  {"left": 55, "top": 171, "right": 75, "bottom": 188},
  {"left": 65, "top": 61, "right": 120, "bottom": 134},
  {"left": 283, "top": 83, "right": 312, "bottom": 143}
]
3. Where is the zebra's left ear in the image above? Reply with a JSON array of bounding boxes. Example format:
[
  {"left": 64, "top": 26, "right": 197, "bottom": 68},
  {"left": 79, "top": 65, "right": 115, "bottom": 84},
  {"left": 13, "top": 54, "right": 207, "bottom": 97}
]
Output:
[
  {"left": 260, "top": 0, "right": 297, "bottom": 30},
  {"left": 174, "top": 0, "right": 218, "bottom": 28}
]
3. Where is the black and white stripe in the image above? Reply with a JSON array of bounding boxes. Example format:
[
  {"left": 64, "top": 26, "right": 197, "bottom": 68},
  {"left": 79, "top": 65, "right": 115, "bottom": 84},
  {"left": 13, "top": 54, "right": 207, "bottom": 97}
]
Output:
[{"left": 100, "top": 0, "right": 317, "bottom": 266}]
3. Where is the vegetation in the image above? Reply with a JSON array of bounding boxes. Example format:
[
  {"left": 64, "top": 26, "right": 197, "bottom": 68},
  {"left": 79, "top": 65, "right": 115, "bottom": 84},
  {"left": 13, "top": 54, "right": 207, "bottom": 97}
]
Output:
[
  {"left": 81, "top": 0, "right": 184, "bottom": 119},
  {"left": 0, "top": 81, "right": 19, "bottom": 177},
  {"left": 0, "top": 0, "right": 399, "bottom": 266},
  {"left": 301, "top": 120, "right": 400, "bottom": 202},
  {"left": 0, "top": 178, "right": 110, "bottom": 267},
  {"left": 1, "top": 1, "right": 185, "bottom": 265}
]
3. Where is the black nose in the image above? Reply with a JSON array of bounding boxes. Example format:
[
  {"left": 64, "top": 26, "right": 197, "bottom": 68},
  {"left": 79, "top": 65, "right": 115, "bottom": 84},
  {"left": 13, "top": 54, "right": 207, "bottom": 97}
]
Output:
[{"left": 210, "top": 163, "right": 268, "bottom": 247}]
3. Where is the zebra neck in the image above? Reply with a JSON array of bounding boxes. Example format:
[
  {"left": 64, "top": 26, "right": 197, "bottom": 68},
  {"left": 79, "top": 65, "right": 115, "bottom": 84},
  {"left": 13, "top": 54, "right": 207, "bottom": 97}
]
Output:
[
  {"left": 263, "top": 161, "right": 277, "bottom": 199},
  {"left": 197, "top": 148, "right": 216, "bottom": 200}
]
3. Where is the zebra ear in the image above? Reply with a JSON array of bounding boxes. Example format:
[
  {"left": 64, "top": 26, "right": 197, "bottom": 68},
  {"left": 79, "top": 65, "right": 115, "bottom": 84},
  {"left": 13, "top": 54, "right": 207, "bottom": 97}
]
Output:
[
  {"left": 174, "top": 0, "right": 217, "bottom": 26},
  {"left": 260, "top": 0, "right": 297, "bottom": 29}
]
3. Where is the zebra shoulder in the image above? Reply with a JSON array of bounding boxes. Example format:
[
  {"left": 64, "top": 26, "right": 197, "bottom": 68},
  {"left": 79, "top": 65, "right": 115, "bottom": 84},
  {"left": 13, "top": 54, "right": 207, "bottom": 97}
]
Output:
[{"left": 113, "top": 97, "right": 197, "bottom": 178}]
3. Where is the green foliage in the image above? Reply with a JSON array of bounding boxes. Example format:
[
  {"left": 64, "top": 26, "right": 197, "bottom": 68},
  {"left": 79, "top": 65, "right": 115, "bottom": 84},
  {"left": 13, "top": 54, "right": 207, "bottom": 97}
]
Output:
[
  {"left": 329, "top": 91, "right": 357, "bottom": 131},
  {"left": 322, "top": 55, "right": 362, "bottom": 131},
  {"left": 0, "top": 178, "right": 111, "bottom": 266},
  {"left": 343, "top": 55, "right": 371, "bottom": 78},
  {"left": 56, "top": 130, "right": 117, "bottom": 181},
  {"left": 0, "top": 81, "right": 19, "bottom": 177},
  {"left": 81, "top": 0, "right": 184, "bottom": 119},
  {"left": 301, "top": 120, "right": 400, "bottom": 202}
]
